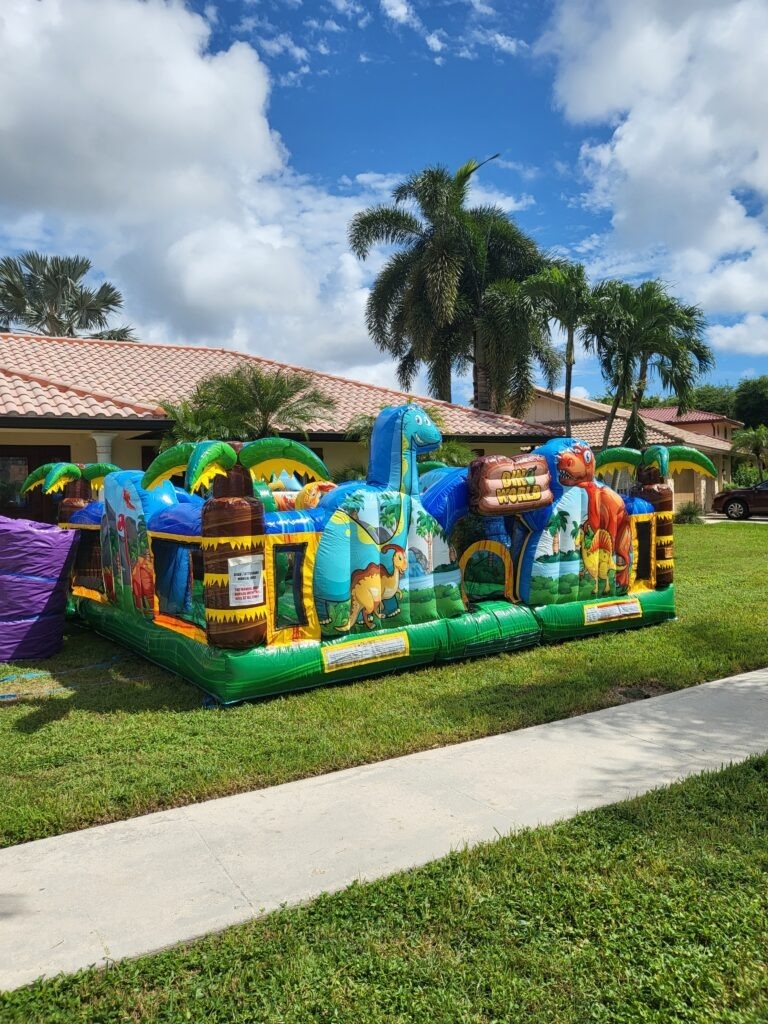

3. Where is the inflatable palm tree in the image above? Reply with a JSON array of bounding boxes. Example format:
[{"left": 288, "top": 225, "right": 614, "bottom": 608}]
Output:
[
  {"left": 21, "top": 461, "right": 120, "bottom": 522},
  {"left": 594, "top": 444, "right": 716, "bottom": 486},
  {"left": 142, "top": 439, "right": 330, "bottom": 649},
  {"left": 595, "top": 444, "right": 716, "bottom": 586}
]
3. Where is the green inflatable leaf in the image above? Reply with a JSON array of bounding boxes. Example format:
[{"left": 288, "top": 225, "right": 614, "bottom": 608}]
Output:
[
  {"left": 185, "top": 441, "right": 238, "bottom": 494},
  {"left": 640, "top": 445, "right": 670, "bottom": 479},
  {"left": 239, "top": 438, "right": 330, "bottom": 484},
  {"left": 666, "top": 445, "right": 717, "bottom": 479},
  {"left": 20, "top": 462, "right": 56, "bottom": 496},
  {"left": 594, "top": 447, "right": 642, "bottom": 478},
  {"left": 42, "top": 462, "right": 83, "bottom": 495},
  {"left": 82, "top": 462, "right": 121, "bottom": 487},
  {"left": 142, "top": 443, "right": 197, "bottom": 490}
]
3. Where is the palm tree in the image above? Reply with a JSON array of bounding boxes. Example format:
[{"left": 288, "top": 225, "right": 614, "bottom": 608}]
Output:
[
  {"left": 159, "top": 365, "right": 337, "bottom": 448},
  {"left": 0, "top": 251, "right": 134, "bottom": 339},
  {"left": 348, "top": 158, "right": 555, "bottom": 409},
  {"left": 522, "top": 263, "right": 594, "bottom": 437},
  {"left": 547, "top": 509, "right": 570, "bottom": 555},
  {"left": 732, "top": 425, "right": 768, "bottom": 481},
  {"left": 581, "top": 279, "right": 636, "bottom": 448},
  {"left": 157, "top": 398, "right": 234, "bottom": 451},
  {"left": 620, "top": 283, "right": 710, "bottom": 449}
]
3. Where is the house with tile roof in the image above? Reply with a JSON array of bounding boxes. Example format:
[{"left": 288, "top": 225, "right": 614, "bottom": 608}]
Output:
[
  {"left": 641, "top": 405, "right": 743, "bottom": 445},
  {"left": 0, "top": 332, "right": 559, "bottom": 522},
  {"left": 526, "top": 388, "right": 734, "bottom": 510}
]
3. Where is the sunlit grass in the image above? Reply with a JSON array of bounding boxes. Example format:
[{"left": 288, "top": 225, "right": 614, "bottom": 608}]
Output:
[{"left": 4, "top": 756, "right": 767, "bottom": 1022}]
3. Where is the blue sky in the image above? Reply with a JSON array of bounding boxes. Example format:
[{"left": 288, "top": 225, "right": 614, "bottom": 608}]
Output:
[{"left": 1, "top": 0, "right": 766, "bottom": 408}]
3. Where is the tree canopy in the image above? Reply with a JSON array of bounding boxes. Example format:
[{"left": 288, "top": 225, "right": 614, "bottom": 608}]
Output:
[
  {"left": 159, "top": 365, "right": 337, "bottom": 449},
  {"left": 0, "top": 251, "right": 134, "bottom": 340},
  {"left": 348, "top": 158, "right": 559, "bottom": 411}
]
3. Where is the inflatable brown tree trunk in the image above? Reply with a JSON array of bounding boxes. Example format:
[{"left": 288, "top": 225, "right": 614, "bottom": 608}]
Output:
[
  {"left": 58, "top": 478, "right": 93, "bottom": 524},
  {"left": 632, "top": 466, "right": 674, "bottom": 586},
  {"left": 202, "top": 461, "right": 268, "bottom": 649}
]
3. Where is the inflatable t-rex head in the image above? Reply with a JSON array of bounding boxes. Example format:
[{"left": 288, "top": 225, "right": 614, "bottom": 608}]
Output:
[{"left": 555, "top": 442, "right": 595, "bottom": 487}]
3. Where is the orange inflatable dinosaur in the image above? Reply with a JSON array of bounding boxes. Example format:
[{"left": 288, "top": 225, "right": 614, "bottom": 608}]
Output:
[{"left": 557, "top": 443, "right": 632, "bottom": 589}]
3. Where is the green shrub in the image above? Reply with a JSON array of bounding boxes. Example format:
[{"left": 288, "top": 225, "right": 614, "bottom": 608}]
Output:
[
  {"left": 728, "top": 463, "right": 762, "bottom": 487},
  {"left": 674, "top": 500, "right": 704, "bottom": 524}
]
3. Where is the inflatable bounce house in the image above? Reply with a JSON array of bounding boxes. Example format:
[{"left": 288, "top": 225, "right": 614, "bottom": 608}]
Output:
[{"left": 18, "top": 406, "right": 716, "bottom": 703}]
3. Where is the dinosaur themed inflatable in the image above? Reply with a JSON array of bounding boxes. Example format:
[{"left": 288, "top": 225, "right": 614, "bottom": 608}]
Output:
[{"left": 18, "top": 405, "right": 716, "bottom": 703}]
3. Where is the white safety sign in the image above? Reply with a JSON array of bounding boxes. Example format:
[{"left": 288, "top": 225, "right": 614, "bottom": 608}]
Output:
[{"left": 228, "top": 554, "right": 264, "bottom": 607}]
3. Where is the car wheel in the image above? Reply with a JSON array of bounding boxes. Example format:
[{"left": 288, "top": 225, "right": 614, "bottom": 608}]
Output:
[{"left": 724, "top": 499, "right": 749, "bottom": 520}]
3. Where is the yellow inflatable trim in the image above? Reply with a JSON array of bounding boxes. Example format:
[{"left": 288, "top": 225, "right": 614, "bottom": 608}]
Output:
[
  {"left": 203, "top": 573, "right": 230, "bottom": 587},
  {"left": 201, "top": 535, "right": 260, "bottom": 550},
  {"left": 206, "top": 606, "right": 267, "bottom": 623}
]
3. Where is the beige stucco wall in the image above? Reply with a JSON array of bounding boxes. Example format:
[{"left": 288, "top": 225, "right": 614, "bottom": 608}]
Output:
[
  {"left": 0, "top": 427, "right": 150, "bottom": 468},
  {"left": 1, "top": 428, "right": 534, "bottom": 480},
  {"left": 527, "top": 394, "right": 597, "bottom": 424},
  {"left": 293, "top": 439, "right": 534, "bottom": 476}
]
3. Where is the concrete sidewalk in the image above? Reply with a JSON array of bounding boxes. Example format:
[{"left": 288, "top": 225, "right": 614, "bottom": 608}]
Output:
[{"left": 2, "top": 668, "right": 767, "bottom": 991}]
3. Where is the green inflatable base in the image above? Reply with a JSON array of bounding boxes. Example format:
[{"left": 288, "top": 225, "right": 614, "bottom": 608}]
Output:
[{"left": 74, "top": 587, "right": 674, "bottom": 704}]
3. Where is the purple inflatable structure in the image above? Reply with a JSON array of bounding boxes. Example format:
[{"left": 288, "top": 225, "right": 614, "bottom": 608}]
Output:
[{"left": 0, "top": 515, "right": 79, "bottom": 661}]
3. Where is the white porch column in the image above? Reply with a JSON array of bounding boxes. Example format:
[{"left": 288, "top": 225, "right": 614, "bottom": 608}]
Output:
[{"left": 90, "top": 432, "right": 119, "bottom": 464}]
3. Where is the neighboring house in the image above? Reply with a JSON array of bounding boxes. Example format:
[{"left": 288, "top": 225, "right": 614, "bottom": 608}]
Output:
[
  {"left": 0, "top": 332, "right": 559, "bottom": 522},
  {"left": 641, "top": 406, "right": 743, "bottom": 445},
  {"left": 527, "top": 389, "right": 734, "bottom": 510}
]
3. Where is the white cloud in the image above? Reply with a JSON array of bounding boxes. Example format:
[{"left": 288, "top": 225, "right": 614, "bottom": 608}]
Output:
[
  {"left": 0, "top": 0, "right": 406, "bottom": 380},
  {"left": 380, "top": 0, "right": 421, "bottom": 29},
  {"left": 709, "top": 315, "right": 768, "bottom": 356},
  {"left": 476, "top": 30, "right": 523, "bottom": 55},
  {"left": 469, "top": 182, "right": 535, "bottom": 214},
  {"left": 258, "top": 32, "right": 309, "bottom": 62},
  {"left": 456, "top": 27, "right": 526, "bottom": 60},
  {"left": 571, "top": 385, "right": 590, "bottom": 400},
  {"left": 425, "top": 31, "right": 445, "bottom": 52},
  {"left": 329, "top": 0, "right": 363, "bottom": 16},
  {"left": 539, "top": 0, "right": 768, "bottom": 356},
  {"left": 497, "top": 158, "right": 539, "bottom": 181}
]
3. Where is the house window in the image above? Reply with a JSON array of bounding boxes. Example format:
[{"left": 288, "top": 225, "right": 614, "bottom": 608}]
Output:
[
  {"left": 472, "top": 448, "right": 485, "bottom": 458},
  {"left": 0, "top": 444, "right": 70, "bottom": 522},
  {"left": 309, "top": 446, "right": 324, "bottom": 460},
  {"left": 0, "top": 456, "right": 28, "bottom": 510}
]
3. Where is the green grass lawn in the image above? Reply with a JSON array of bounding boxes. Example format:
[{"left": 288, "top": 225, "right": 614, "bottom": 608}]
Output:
[
  {"left": 3, "top": 756, "right": 767, "bottom": 1022},
  {"left": 1, "top": 525, "right": 766, "bottom": 847}
]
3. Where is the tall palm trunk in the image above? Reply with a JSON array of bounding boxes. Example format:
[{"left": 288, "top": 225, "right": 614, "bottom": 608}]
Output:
[
  {"left": 201, "top": 458, "right": 268, "bottom": 649},
  {"left": 629, "top": 353, "right": 650, "bottom": 427},
  {"left": 601, "top": 389, "right": 624, "bottom": 449},
  {"left": 564, "top": 326, "right": 575, "bottom": 436},
  {"left": 472, "top": 331, "right": 492, "bottom": 410}
]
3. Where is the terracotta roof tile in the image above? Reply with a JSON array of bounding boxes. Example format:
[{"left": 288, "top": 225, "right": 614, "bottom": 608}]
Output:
[
  {"left": 0, "top": 333, "right": 557, "bottom": 440},
  {"left": 0, "top": 367, "right": 161, "bottom": 420},
  {"left": 641, "top": 406, "right": 742, "bottom": 426}
]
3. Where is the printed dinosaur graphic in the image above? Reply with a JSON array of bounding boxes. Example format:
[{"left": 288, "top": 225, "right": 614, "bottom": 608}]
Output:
[{"left": 341, "top": 545, "right": 408, "bottom": 630}]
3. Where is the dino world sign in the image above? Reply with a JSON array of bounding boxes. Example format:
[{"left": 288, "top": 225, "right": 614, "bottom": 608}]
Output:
[{"left": 468, "top": 454, "right": 553, "bottom": 516}]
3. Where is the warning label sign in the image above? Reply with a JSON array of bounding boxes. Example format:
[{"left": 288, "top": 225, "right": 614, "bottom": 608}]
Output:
[{"left": 228, "top": 554, "right": 264, "bottom": 607}]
